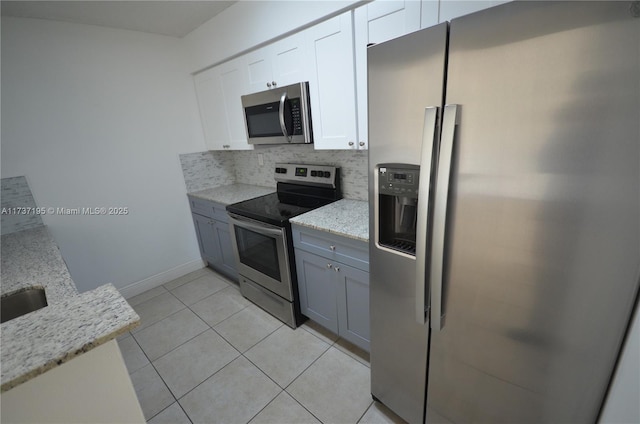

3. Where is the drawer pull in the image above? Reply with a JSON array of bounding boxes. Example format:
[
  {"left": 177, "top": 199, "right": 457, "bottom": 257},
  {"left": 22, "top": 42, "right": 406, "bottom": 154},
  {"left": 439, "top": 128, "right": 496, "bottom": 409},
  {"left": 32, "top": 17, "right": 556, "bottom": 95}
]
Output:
[
  {"left": 329, "top": 245, "right": 336, "bottom": 251},
  {"left": 327, "top": 263, "right": 332, "bottom": 269},
  {"left": 334, "top": 266, "right": 340, "bottom": 272}
]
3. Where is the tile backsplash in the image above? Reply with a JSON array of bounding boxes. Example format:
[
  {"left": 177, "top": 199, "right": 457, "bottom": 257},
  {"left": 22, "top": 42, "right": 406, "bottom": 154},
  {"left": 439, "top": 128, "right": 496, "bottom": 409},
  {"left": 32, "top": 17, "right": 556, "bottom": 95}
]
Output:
[
  {"left": 179, "top": 151, "right": 235, "bottom": 192},
  {"left": 1, "top": 176, "right": 44, "bottom": 235},
  {"left": 180, "top": 146, "right": 369, "bottom": 201}
]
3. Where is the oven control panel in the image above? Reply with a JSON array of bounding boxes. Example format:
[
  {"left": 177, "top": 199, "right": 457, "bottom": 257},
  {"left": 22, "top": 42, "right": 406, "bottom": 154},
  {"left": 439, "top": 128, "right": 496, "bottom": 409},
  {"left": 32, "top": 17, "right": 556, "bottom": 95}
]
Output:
[{"left": 274, "top": 163, "right": 339, "bottom": 188}]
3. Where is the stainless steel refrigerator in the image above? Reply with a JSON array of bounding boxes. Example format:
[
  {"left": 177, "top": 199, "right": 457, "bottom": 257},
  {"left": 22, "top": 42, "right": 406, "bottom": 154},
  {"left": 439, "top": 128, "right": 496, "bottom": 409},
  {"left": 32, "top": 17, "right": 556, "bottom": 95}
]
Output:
[{"left": 368, "top": 2, "right": 639, "bottom": 423}]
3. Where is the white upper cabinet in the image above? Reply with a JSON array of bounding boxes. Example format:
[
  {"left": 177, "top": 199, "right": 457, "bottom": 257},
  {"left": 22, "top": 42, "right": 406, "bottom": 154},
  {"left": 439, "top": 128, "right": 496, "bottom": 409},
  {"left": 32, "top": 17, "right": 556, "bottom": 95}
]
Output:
[
  {"left": 245, "top": 32, "right": 307, "bottom": 93},
  {"left": 305, "top": 12, "right": 359, "bottom": 150},
  {"left": 364, "top": 0, "right": 422, "bottom": 45},
  {"left": 438, "top": 0, "right": 510, "bottom": 22},
  {"left": 193, "top": 57, "right": 253, "bottom": 150},
  {"left": 354, "top": 1, "right": 424, "bottom": 151}
]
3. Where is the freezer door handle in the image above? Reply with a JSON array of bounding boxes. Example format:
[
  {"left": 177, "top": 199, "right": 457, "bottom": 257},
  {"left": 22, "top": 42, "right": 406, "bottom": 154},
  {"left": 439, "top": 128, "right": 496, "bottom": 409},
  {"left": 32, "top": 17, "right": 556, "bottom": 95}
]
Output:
[
  {"left": 415, "top": 106, "right": 439, "bottom": 324},
  {"left": 430, "top": 103, "right": 459, "bottom": 331}
]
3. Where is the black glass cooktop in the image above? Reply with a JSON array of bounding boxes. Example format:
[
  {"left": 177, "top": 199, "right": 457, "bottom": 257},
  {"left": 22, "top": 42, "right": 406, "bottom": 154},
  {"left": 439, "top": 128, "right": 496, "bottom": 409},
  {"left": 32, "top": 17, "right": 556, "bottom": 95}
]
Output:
[{"left": 227, "top": 184, "right": 340, "bottom": 227}]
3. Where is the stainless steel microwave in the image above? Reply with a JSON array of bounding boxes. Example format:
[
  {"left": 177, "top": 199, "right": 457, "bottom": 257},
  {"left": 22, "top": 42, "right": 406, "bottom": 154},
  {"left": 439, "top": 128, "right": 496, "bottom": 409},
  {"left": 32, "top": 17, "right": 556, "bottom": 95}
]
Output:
[{"left": 241, "top": 82, "right": 312, "bottom": 145}]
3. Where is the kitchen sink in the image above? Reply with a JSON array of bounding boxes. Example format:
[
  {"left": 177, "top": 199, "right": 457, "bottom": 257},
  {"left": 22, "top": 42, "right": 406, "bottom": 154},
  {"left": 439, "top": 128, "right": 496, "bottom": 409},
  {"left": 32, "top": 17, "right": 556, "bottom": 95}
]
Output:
[{"left": 1, "top": 288, "right": 48, "bottom": 324}]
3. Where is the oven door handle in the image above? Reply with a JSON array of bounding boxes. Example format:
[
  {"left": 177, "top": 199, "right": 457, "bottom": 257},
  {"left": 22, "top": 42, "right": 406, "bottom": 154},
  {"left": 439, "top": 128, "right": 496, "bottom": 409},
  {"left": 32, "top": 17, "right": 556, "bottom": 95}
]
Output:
[{"left": 228, "top": 213, "right": 284, "bottom": 237}]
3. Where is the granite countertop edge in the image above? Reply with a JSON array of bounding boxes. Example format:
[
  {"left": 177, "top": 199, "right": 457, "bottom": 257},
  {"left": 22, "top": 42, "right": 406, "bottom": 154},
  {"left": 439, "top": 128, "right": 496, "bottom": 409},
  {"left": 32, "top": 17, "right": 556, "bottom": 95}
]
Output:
[
  {"left": 290, "top": 199, "right": 369, "bottom": 242},
  {"left": 1, "top": 227, "right": 140, "bottom": 393},
  {"left": 188, "top": 183, "right": 275, "bottom": 206}
]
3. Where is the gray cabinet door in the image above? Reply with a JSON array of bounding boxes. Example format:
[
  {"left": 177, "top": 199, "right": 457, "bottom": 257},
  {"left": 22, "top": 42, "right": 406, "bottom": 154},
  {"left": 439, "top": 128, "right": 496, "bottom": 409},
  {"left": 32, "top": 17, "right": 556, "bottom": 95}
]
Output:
[
  {"left": 295, "top": 250, "right": 338, "bottom": 333},
  {"left": 212, "top": 220, "right": 238, "bottom": 281},
  {"left": 336, "top": 263, "right": 370, "bottom": 351},
  {"left": 192, "top": 213, "right": 220, "bottom": 265}
]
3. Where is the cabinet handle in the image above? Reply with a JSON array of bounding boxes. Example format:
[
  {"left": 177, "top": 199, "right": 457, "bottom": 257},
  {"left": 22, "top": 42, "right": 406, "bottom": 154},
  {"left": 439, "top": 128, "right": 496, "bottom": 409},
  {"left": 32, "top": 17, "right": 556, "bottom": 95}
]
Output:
[
  {"left": 267, "top": 82, "right": 272, "bottom": 88},
  {"left": 334, "top": 266, "right": 340, "bottom": 272},
  {"left": 348, "top": 141, "right": 354, "bottom": 146},
  {"left": 329, "top": 245, "right": 336, "bottom": 251},
  {"left": 327, "top": 263, "right": 333, "bottom": 269},
  {"left": 359, "top": 141, "right": 365, "bottom": 147},
  {"left": 272, "top": 81, "right": 277, "bottom": 87}
]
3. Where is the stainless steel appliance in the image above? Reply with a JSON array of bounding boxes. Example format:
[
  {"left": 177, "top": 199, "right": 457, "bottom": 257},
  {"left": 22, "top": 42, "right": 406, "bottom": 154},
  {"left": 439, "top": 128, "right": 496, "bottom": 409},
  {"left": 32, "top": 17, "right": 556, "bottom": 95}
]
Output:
[
  {"left": 241, "top": 82, "right": 312, "bottom": 145},
  {"left": 368, "top": 2, "right": 640, "bottom": 423},
  {"left": 227, "top": 163, "right": 340, "bottom": 328}
]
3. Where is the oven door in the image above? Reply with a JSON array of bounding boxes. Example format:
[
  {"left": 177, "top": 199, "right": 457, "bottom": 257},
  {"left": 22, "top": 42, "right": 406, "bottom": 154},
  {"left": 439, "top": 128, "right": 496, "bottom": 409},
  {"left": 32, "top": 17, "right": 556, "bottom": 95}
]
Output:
[{"left": 228, "top": 213, "right": 293, "bottom": 301}]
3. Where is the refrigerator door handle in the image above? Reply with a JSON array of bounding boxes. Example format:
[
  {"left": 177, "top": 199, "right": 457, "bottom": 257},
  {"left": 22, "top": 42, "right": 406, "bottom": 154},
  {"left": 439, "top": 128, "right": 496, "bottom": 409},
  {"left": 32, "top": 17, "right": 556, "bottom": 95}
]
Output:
[
  {"left": 430, "top": 103, "right": 459, "bottom": 331},
  {"left": 415, "top": 106, "right": 439, "bottom": 324}
]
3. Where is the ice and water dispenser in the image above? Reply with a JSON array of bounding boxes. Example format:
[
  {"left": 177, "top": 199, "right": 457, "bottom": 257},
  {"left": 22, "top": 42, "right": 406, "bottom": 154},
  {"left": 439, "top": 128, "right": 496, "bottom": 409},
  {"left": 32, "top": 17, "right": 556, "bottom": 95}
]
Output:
[{"left": 377, "top": 165, "right": 420, "bottom": 255}]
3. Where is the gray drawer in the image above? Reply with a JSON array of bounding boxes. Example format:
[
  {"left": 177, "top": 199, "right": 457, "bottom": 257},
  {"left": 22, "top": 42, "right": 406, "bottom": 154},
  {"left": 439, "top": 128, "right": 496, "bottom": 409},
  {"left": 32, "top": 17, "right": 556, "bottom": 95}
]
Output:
[
  {"left": 292, "top": 225, "right": 369, "bottom": 272},
  {"left": 187, "top": 196, "right": 229, "bottom": 223}
]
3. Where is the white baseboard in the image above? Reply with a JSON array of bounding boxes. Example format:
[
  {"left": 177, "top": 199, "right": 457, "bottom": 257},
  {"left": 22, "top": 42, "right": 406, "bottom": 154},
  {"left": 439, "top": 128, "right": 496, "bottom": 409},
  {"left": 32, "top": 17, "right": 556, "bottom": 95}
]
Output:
[{"left": 119, "top": 259, "right": 206, "bottom": 299}]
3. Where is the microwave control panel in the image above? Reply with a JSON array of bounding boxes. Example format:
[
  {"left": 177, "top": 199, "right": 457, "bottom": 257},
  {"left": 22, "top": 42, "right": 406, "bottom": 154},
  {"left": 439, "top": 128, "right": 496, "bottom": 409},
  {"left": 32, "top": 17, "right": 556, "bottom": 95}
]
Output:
[{"left": 290, "top": 98, "right": 302, "bottom": 135}]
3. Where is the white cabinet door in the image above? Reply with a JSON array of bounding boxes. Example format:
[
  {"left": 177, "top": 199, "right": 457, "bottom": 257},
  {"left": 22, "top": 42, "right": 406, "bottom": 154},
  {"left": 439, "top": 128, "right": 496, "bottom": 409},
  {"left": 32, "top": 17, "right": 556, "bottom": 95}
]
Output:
[
  {"left": 193, "top": 67, "right": 228, "bottom": 150},
  {"left": 421, "top": 0, "right": 439, "bottom": 28},
  {"left": 245, "top": 48, "right": 273, "bottom": 93},
  {"left": 193, "top": 58, "right": 253, "bottom": 151},
  {"left": 305, "top": 12, "right": 358, "bottom": 150},
  {"left": 353, "top": 1, "right": 424, "bottom": 151},
  {"left": 218, "top": 58, "right": 253, "bottom": 150},
  {"left": 271, "top": 32, "right": 307, "bottom": 88},
  {"left": 245, "top": 32, "right": 307, "bottom": 93},
  {"left": 438, "top": 0, "right": 510, "bottom": 22},
  {"left": 366, "top": 0, "right": 421, "bottom": 45}
]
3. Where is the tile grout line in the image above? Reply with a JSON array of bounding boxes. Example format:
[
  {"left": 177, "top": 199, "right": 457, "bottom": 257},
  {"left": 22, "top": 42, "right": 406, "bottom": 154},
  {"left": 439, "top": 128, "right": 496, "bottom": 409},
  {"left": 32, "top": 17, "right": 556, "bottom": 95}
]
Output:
[
  {"left": 237, "top": 325, "right": 333, "bottom": 424},
  {"left": 127, "top": 332, "right": 183, "bottom": 423},
  {"left": 134, "top": 281, "right": 248, "bottom": 410},
  {"left": 129, "top": 283, "right": 234, "bottom": 422},
  {"left": 128, "top": 267, "right": 372, "bottom": 424},
  {"left": 148, "top": 300, "right": 281, "bottom": 412},
  {"left": 125, "top": 271, "right": 242, "bottom": 422},
  {"left": 130, "top": 289, "right": 189, "bottom": 335},
  {"left": 356, "top": 399, "right": 376, "bottom": 424}
]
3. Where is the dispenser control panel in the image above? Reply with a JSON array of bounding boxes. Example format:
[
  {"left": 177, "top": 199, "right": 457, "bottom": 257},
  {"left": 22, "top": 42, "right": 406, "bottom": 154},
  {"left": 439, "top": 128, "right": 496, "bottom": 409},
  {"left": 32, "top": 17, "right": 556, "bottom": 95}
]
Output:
[{"left": 378, "top": 166, "right": 419, "bottom": 197}]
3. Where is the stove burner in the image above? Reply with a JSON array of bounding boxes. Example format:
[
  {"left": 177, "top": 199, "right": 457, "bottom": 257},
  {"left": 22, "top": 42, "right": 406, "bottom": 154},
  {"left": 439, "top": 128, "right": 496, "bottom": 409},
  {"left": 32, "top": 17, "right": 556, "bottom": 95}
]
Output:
[{"left": 226, "top": 164, "right": 341, "bottom": 227}]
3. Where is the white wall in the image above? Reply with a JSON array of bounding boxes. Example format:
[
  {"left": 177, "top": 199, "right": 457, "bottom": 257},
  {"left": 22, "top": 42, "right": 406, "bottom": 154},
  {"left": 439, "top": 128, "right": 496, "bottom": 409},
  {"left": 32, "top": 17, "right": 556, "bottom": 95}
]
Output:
[
  {"left": 183, "top": 0, "right": 363, "bottom": 72},
  {"left": 1, "top": 16, "right": 206, "bottom": 293}
]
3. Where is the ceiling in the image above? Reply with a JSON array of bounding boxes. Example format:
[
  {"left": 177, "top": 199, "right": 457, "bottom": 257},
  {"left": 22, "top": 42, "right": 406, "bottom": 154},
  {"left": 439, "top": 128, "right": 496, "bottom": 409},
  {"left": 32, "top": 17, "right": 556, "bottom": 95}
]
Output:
[{"left": 0, "top": 1, "right": 237, "bottom": 38}]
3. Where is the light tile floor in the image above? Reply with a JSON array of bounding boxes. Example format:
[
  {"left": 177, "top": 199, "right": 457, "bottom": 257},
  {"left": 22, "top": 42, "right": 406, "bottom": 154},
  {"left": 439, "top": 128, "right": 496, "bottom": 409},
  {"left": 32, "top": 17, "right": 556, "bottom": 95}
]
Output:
[{"left": 119, "top": 267, "right": 405, "bottom": 424}]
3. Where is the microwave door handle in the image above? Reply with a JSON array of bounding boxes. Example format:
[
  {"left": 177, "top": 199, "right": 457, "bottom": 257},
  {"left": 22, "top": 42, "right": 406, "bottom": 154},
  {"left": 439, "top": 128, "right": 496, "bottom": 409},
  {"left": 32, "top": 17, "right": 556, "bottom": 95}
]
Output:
[{"left": 279, "top": 92, "right": 292, "bottom": 142}]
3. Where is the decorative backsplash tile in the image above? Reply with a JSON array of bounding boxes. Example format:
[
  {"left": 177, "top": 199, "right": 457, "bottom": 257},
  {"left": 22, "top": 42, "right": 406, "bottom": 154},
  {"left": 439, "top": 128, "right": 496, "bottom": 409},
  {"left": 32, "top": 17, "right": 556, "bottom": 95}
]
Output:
[
  {"left": 1, "top": 176, "right": 44, "bottom": 235},
  {"left": 233, "top": 145, "right": 369, "bottom": 201},
  {"left": 179, "top": 151, "right": 236, "bottom": 192},
  {"left": 180, "top": 146, "right": 369, "bottom": 201}
]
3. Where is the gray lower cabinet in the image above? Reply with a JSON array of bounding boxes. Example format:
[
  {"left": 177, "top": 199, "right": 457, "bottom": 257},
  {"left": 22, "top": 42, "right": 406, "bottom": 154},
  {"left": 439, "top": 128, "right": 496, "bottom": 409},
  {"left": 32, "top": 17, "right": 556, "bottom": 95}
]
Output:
[
  {"left": 188, "top": 196, "right": 238, "bottom": 281},
  {"left": 192, "top": 212, "right": 221, "bottom": 265},
  {"left": 292, "top": 225, "right": 370, "bottom": 351},
  {"left": 336, "top": 263, "right": 370, "bottom": 350},
  {"left": 295, "top": 250, "right": 339, "bottom": 333}
]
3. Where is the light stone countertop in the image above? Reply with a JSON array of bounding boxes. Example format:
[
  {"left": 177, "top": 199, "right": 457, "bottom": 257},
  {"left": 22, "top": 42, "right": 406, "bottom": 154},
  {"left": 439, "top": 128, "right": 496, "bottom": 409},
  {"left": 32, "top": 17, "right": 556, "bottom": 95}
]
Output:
[
  {"left": 188, "top": 183, "right": 275, "bottom": 206},
  {"left": 1, "top": 226, "right": 77, "bottom": 301},
  {"left": 290, "top": 199, "right": 369, "bottom": 242},
  {"left": 1, "top": 226, "right": 139, "bottom": 392}
]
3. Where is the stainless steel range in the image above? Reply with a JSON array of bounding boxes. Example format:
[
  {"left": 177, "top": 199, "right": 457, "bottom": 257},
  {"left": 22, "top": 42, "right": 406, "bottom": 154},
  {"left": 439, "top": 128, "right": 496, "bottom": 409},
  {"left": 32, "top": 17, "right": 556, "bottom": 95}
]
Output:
[{"left": 227, "top": 163, "right": 341, "bottom": 328}]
